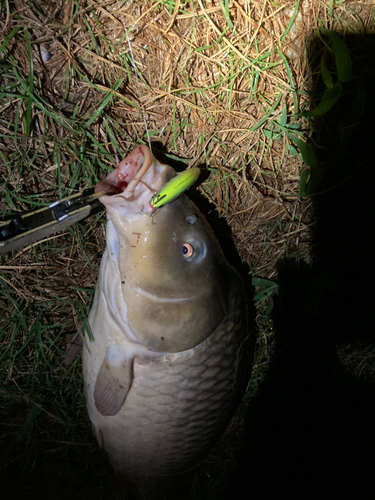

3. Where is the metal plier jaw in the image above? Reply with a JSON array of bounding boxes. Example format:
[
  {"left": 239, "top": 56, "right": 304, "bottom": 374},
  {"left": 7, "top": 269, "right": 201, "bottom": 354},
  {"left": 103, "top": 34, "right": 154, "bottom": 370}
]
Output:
[{"left": 0, "top": 190, "right": 105, "bottom": 254}]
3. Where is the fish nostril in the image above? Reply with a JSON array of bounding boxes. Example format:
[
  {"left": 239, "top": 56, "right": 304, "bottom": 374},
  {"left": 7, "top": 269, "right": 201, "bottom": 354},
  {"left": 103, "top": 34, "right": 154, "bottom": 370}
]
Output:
[{"left": 186, "top": 215, "right": 197, "bottom": 225}]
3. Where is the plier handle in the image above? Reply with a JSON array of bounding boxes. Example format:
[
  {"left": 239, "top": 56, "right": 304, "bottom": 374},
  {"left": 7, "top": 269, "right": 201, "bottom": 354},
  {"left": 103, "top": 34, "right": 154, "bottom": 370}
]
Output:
[{"left": 0, "top": 189, "right": 105, "bottom": 254}]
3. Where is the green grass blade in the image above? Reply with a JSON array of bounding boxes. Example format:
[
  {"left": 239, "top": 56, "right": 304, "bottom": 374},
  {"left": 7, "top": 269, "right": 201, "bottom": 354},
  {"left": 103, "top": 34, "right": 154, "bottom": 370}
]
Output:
[
  {"left": 249, "top": 92, "right": 283, "bottom": 132},
  {"left": 287, "top": 134, "right": 318, "bottom": 169},
  {"left": 24, "top": 29, "right": 34, "bottom": 136},
  {"left": 321, "top": 57, "right": 334, "bottom": 89},
  {"left": 301, "top": 85, "right": 343, "bottom": 117},
  {"left": 277, "top": 49, "right": 298, "bottom": 113},
  {"left": 0, "top": 27, "right": 22, "bottom": 55},
  {"left": 85, "top": 79, "right": 124, "bottom": 128},
  {"left": 219, "top": 0, "right": 234, "bottom": 31},
  {"left": 298, "top": 167, "right": 310, "bottom": 196},
  {"left": 280, "top": 0, "right": 301, "bottom": 43},
  {"left": 321, "top": 28, "right": 352, "bottom": 82}
]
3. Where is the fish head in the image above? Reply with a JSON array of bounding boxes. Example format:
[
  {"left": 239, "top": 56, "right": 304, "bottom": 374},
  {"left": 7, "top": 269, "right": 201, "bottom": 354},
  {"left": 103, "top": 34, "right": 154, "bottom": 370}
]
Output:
[{"left": 97, "top": 146, "right": 225, "bottom": 353}]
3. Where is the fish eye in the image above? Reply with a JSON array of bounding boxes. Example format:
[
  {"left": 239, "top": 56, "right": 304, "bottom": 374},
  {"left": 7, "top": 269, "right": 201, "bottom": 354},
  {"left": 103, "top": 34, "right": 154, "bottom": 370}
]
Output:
[{"left": 181, "top": 243, "right": 194, "bottom": 258}]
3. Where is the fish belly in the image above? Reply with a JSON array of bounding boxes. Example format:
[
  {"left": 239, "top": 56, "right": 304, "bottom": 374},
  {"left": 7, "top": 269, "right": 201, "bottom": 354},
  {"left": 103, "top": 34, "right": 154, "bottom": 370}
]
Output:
[{"left": 83, "top": 280, "right": 247, "bottom": 477}]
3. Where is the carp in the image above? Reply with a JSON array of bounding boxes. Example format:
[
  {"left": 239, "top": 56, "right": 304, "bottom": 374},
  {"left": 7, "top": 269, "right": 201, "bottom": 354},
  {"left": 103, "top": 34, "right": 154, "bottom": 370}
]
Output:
[{"left": 82, "top": 145, "right": 248, "bottom": 477}]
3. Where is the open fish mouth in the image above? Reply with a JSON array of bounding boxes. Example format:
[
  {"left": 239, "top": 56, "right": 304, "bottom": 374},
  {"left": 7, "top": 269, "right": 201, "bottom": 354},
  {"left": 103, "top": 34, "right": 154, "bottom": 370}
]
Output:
[
  {"left": 94, "top": 146, "right": 175, "bottom": 218},
  {"left": 95, "top": 145, "right": 152, "bottom": 198}
]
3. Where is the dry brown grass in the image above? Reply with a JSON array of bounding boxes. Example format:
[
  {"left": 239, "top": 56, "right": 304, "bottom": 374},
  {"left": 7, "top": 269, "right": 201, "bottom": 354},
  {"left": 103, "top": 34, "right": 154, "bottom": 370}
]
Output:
[
  {"left": 3, "top": 0, "right": 373, "bottom": 275},
  {"left": 1, "top": 0, "right": 324, "bottom": 274}
]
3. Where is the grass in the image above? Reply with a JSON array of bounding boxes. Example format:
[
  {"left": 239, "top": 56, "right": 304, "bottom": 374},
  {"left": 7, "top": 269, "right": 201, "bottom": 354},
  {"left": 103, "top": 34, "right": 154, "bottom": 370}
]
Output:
[{"left": 0, "top": 0, "right": 373, "bottom": 498}]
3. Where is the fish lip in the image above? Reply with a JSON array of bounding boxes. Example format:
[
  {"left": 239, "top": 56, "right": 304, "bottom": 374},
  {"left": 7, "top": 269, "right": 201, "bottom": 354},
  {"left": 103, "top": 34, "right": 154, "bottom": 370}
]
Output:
[
  {"left": 122, "top": 145, "right": 153, "bottom": 199},
  {"left": 131, "top": 286, "right": 195, "bottom": 303}
]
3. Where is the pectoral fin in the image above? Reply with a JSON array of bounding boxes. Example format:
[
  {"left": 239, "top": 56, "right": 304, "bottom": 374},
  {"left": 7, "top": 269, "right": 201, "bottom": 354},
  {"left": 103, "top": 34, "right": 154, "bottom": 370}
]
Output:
[{"left": 94, "top": 348, "right": 134, "bottom": 416}]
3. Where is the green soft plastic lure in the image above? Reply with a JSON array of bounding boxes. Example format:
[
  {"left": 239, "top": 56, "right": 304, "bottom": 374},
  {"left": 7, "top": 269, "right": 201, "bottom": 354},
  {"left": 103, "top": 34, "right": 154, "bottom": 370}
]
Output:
[{"left": 149, "top": 167, "right": 200, "bottom": 210}]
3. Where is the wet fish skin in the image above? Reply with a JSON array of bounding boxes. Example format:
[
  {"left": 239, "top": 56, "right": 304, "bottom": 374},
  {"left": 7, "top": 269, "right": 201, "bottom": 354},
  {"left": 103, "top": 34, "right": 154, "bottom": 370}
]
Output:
[{"left": 82, "top": 146, "right": 248, "bottom": 477}]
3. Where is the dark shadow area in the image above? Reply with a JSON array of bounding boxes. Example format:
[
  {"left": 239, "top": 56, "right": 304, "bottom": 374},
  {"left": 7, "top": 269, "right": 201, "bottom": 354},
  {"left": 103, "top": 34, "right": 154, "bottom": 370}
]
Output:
[
  {"left": 0, "top": 431, "right": 113, "bottom": 500},
  {"left": 233, "top": 34, "right": 375, "bottom": 500}
]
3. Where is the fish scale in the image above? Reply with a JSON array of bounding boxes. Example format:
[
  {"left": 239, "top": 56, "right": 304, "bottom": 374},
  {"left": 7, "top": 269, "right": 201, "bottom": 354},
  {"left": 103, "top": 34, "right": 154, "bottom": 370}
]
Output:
[{"left": 84, "top": 265, "right": 247, "bottom": 477}]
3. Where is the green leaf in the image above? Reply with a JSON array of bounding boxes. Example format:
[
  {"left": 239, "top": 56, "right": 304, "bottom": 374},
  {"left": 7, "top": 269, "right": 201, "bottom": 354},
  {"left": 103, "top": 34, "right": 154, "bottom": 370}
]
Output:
[
  {"left": 286, "top": 122, "right": 301, "bottom": 130},
  {"left": 264, "top": 128, "right": 282, "bottom": 140},
  {"left": 321, "top": 57, "right": 334, "bottom": 89},
  {"left": 321, "top": 28, "right": 352, "bottom": 83},
  {"left": 263, "top": 129, "right": 273, "bottom": 139},
  {"left": 289, "top": 145, "right": 298, "bottom": 156},
  {"left": 299, "top": 168, "right": 310, "bottom": 196},
  {"left": 83, "top": 317, "right": 95, "bottom": 342},
  {"left": 288, "top": 134, "right": 318, "bottom": 169},
  {"left": 252, "top": 277, "right": 277, "bottom": 288},
  {"left": 0, "top": 27, "right": 21, "bottom": 55},
  {"left": 301, "top": 85, "right": 342, "bottom": 117},
  {"left": 252, "top": 277, "right": 279, "bottom": 306},
  {"left": 279, "top": 102, "right": 287, "bottom": 126},
  {"left": 305, "top": 167, "right": 325, "bottom": 193}
]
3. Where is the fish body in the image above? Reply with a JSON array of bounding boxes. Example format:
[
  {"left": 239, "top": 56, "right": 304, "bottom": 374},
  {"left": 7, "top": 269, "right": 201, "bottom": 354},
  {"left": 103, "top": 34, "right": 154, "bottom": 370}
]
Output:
[{"left": 82, "top": 146, "right": 248, "bottom": 477}]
